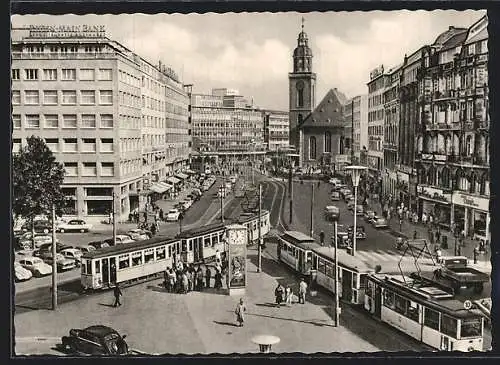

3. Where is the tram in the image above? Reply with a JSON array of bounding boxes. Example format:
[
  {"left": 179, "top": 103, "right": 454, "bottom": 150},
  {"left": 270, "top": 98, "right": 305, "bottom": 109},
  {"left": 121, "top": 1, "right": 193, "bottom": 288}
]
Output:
[
  {"left": 176, "top": 222, "right": 227, "bottom": 264},
  {"left": 277, "top": 231, "right": 319, "bottom": 276},
  {"left": 364, "top": 274, "right": 485, "bottom": 351},
  {"left": 233, "top": 210, "right": 270, "bottom": 245}
]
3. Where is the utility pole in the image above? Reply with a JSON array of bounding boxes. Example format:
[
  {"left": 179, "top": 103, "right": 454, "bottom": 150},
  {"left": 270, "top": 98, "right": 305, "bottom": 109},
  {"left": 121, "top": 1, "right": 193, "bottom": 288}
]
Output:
[
  {"left": 220, "top": 184, "right": 225, "bottom": 224},
  {"left": 310, "top": 183, "right": 315, "bottom": 237},
  {"left": 257, "top": 184, "right": 262, "bottom": 273},
  {"left": 351, "top": 99, "right": 355, "bottom": 163},
  {"left": 51, "top": 204, "right": 58, "bottom": 310},
  {"left": 112, "top": 193, "right": 117, "bottom": 247},
  {"left": 288, "top": 163, "right": 293, "bottom": 224},
  {"left": 334, "top": 221, "right": 340, "bottom": 327}
]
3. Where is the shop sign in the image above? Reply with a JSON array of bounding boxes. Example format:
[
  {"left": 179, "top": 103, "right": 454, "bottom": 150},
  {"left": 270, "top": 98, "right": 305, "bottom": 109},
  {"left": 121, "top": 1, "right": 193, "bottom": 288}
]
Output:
[
  {"left": 335, "top": 154, "right": 351, "bottom": 164},
  {"left": 452, "top": 192, "right": 489, "bottom": 211},
  {"left": 370, "top": 65, "right": 384, "bottom": 80},
  {"left": 418, "top": 185, "right": 451, "bottom": 203},
  {"left": 421, "top": 153, "right": 446, "bottom": 162},
  {"left": 28, "top": 24, "right": 106, "bottom": 38}
]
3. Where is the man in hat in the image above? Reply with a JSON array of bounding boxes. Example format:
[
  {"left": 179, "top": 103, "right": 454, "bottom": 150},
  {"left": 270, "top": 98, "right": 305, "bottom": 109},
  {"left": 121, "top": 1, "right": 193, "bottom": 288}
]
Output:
[{"left": 234, "top": 298, "right": 246, "bottom": 327}]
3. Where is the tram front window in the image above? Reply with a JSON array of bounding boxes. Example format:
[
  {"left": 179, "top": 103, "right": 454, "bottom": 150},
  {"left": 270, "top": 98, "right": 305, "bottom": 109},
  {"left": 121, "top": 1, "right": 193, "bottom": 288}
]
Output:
[{"left": 461, "top": 318, "right": 482, "bottom": 338}]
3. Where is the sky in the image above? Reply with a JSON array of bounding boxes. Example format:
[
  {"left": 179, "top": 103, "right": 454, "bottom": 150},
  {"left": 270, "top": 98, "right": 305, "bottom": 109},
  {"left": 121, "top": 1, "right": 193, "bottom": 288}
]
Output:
[{"left": 12, "top": 10, "right": 486, "bottom": 110}]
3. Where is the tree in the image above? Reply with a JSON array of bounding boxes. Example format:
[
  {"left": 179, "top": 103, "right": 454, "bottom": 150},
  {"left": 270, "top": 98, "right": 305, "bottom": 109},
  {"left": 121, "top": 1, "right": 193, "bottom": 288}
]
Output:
[{"left": 12, "top": 136, "right": 66, "bottom": 228}]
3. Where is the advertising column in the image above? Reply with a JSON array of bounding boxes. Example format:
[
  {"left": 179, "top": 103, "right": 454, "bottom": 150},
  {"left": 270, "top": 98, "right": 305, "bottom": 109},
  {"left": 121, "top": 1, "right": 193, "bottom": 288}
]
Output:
[{"left": 226, "top": 224, "right": 248, "bottom": 296}]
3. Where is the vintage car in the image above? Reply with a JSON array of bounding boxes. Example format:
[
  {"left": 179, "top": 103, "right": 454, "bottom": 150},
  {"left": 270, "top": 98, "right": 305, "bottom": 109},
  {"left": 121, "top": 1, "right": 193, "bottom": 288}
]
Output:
[
  {"left": 166, "top": 209, "right": 181, "bottom": 222},
  {"left": 40, "top": 252, "right": 76, "bottom": 272},
  {"left": 324, "top": 205, "right": 340, "bottom": 221},
  {"left": 348, "top": 225, "right": 367, "bottom": 240},
  {"left": 60, "top": 325, "right": 129, "bottom": 356},
  {"left": 18, "top": 256, "right": 52, "bottom": 277},
  {"left": 14, "top": 261, "right": 33, "bottom": 282},
  {"left": 372, "top": 217, "right": 389, "bottom": 229},
  {"left": 57, "top": 219, "right": 92, "bottom": 233}
]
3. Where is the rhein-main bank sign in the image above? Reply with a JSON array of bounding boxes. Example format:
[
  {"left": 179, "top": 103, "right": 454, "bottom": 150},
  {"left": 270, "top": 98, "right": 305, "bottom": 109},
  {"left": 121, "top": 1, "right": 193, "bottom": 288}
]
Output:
[{"left": 28, "top": 24, "right": 106, "bottom": 38}]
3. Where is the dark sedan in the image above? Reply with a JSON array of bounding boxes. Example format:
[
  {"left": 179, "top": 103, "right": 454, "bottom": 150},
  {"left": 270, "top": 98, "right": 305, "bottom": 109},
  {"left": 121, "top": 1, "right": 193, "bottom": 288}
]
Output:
[{"left": 60, "top": 325, "right": 129, "bottom": 356}]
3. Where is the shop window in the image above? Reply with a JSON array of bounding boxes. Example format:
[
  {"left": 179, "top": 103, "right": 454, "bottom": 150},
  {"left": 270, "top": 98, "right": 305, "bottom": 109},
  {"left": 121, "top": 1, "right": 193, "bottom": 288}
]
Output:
[{"left": 119, "top": 255, "right": 130, "bottom": 269}]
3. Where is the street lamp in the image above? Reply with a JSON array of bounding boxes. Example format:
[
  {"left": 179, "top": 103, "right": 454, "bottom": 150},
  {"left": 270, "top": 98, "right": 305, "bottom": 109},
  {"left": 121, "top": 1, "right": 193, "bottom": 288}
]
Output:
[{"left": 344, "top": 165, "right": 367, "bottom": 256}]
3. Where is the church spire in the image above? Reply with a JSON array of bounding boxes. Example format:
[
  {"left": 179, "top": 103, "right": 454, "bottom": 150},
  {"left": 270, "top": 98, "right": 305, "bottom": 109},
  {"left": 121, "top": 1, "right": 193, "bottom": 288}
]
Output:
[{"left": 293, "top": 16, "right": 313, "bottom": 72}]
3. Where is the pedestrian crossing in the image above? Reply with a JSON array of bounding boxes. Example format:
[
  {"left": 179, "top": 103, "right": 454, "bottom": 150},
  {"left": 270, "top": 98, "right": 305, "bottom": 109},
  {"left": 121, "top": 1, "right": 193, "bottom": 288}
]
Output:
[{"left": 353, "top": 249, "right": 434, "bottom": 266}]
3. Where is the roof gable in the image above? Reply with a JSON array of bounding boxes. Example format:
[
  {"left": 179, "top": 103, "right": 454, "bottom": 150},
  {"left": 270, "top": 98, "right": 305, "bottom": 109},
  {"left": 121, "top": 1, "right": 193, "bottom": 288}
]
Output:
[{"left": 299, "top": 88, "right": 345, "bottom": 128}]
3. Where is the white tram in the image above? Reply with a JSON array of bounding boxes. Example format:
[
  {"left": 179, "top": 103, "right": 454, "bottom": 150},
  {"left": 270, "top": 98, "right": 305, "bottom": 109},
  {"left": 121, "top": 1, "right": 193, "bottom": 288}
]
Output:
[
  {"left": 277, "top": 231, "right": 319, "bottom": 276},
  {"left": 364, "top": 274, "right": 485, "bottom": 351},
  {"left": 234, "top": 210, "right": 271, "bottom": 245},
  {"left": 81, "top": 237, "right": 179, "bottom": 290},
  {"left": 176, "top": 222, "right": 227, "bottom": 264}
]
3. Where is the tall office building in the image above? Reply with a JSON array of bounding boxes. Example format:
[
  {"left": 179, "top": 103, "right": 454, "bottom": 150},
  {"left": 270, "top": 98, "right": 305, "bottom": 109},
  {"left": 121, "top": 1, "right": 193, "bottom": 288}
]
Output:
[
  {"left": 262, "top": 110, "right": 290, "bottom": 152},
  {"left": 11, "top": 25, "right": 190, "bottom": 220}
]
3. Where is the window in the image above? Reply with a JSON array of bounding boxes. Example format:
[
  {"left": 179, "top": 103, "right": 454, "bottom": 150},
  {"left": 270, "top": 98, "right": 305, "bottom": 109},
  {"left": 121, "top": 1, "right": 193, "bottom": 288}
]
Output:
[
  {"left": 79, "top": 68, "right": 95, "bottom": 81},
  {"left": 324, "top": 131, "right": 332, "bottom": 153},
  {"left": 119, "top": 254, "right": 130, "bottom": 269},
  {"left": 460, "top": 318, "right": 482, "bottom": 338},
  {"left": 13, "top": 138, "right": 22, "bottom": 153},
  {"left": 62, "top": 114, "right": 77, "bottom": 128},
  {"left": 43, "top": 90, "right": 58, "bottom": 105},
  {"left": 101, "top": 138, "right": 114, "bottom": 152},
  {"left": 62, "top": 90, "right": 77, "bottom": 105},
  {"left": 144, "top": 249, "right": 154, "bottom": 263},
  {"left": 406, "top": 300, "right": 419, "bottom": 322},
  {"left": 156, "top": 247, "right": 166, "bottom": 260},
  {"left": 25, "top": 90, "right": 39, "bottom": 105},
  {"left": 45, "top": 138, "right": 59, "bottom": 152},
  {"left": 44, "top": 114, "right": 59, "bottom": 128},
  {"left": 86, "top": 260, "right": 92, "bottom": 275},
  {"left": 99, "top": 90, "right": 113, "bottom": 105},
  {"left": 25, "top": 69, "right": 38, "bottom": 80},
  {"left": 100, "top": 114, "right": 113, "bottom": 128},
  {"left": 12, "top": 69, "right": 20, "bottom": 80},
  {"left": 81, "top": 114, "right": 96, "bottom": 128},
  {"left": 131, "top": 252, "right": 142, "bottom": 266},
  {"left": 12, "top": 90, "right": 20, "bottom": 105},
  {"left": 61, "top": 69, "right": 76, "bottom": 81},
  {"left": 309, "top": 136, "right": 317, "bottom": 160},
  {"left": 441, "top": 315, "right": 458, "bottom": 338},
  {"left": 64, "top": 162, "right": 78, "bottom": 176},
  {"left": 81, "top": 90, "right": 96, "bottom": 105},
  {"left": 383, "top": 289, "right": 395, "bottom": 309},
  {"left": 82, "top": 162, "right": 97, "bottom": 176},
  {"left": 12, "top": 114, "right": 21, "bottom": 129},
  {"left": 63, "top": 138, "right": 78, "bottom": 152},
  {"left": 101, "top": 162, "right": 114, "bottom": 176},
  {"left": 95, "top": 260, "right": 101, "bottom": 274},
  {"left": 98, "top": 68, "right": 113, "bottom": 81},
  {"left": 25, "top": 114, "right": 40, "bottom": 128},
  {"left": 82, "top": 138, "right": 96, "bottom": 153}
]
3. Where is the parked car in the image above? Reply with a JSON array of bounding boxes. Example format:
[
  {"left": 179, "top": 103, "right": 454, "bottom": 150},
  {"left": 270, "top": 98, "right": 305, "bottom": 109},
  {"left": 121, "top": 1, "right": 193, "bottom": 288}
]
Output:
[
  {"left": 18, "top": 257, "right": 52, "bottom": 277},
  {"left": 103, "top": 235, "right": 135, "bottom": 246},
  {"left": 344, "top": 193, "right": 353, "bottom": 202},
  {"left": 166, "top": 209, "right": 181, "bottom": 222},
  {"left": 60, "top": 248, "right": 83, "bottom": 266},
  {"left": 60, "top": 325, "right": 129, "bottom": 356},
  {"left": 88, "top": 241, "right": 110, "bottom": 250},
  {"left": 372, "top": 217, "right": 389, "bottom": 229},
  {"left": 364, "top": 210, "right": 376, "bottom": 223},
  {"left": 182, "top": 199, "right": 193, "bottom": 210},
  {"left": 18, "top": 233, "right": 55, "bottom": 249},
  {"left": 57, "top": 219, "right": 92, "bottom": 233},
  {"left": 14, "top": 262, "right": 33, "bottom": 282},
  {"left": 348, "top": 225, "right": 367, "bottom": 240},
  {"left": 351, "top": 205, "right": 364, "bottom": 216},
  {"left": 38, "top": 242, "right": 73, "bottom": 253},
  {"left": 127, "top": 229, "right": 152, "bottom": 240},
  {"left": 324, "top": 205, "right": 340, "bottom": 221},
  {"left": 330, "top": 191, "right": 341, "bottom": 201},
  {"left": 21, "top": 220, "right": 53, "bottom": 234},
  {"left": 79, "top": 245, "right": 97, "bottom": 254},
  {"left": 41, "top": 252, "right": 76, "bottom": 271}
]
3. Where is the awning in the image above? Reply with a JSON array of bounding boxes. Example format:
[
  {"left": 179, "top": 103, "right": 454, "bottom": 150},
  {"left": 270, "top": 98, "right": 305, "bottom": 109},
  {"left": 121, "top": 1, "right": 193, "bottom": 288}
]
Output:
[
  {"left": 167, "top": 176, "right": 181, "bottom": 185},
  {"left": 157, "top": 182, "right": 173, "bottom": 191},
  {"left": 149, "top": 183, "right": 169, "bottom": 194},
  {"left": 185, "top": 169, "right": 197, "bottom": 175},
  {"left": 175, "top": 172, "right": 189, "bottom": 180}
]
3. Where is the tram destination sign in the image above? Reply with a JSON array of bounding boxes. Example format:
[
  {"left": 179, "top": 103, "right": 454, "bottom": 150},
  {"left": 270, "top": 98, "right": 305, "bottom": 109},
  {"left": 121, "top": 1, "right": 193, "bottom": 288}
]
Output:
[{"left": 28, "top": 25, "right": 106, "bottom": 38}]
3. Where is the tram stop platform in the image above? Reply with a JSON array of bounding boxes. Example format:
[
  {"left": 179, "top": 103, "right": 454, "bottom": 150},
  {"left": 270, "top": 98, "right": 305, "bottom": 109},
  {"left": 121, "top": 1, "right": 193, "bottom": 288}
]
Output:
[{"left": 14, "top": 248, "right": 424, "bottom": 356}]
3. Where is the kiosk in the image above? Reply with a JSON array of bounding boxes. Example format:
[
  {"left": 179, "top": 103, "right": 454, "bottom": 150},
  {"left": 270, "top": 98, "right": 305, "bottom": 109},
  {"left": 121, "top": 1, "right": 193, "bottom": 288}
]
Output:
[{"left": 226, "top": 224, "right": 247, "bottom": 296}]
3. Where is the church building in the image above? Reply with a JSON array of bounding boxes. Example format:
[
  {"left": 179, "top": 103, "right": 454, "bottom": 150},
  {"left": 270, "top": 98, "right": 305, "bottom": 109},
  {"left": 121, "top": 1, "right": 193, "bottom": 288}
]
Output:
[{"left": 288, "top": 19, "right": 348, "bottom": 169}]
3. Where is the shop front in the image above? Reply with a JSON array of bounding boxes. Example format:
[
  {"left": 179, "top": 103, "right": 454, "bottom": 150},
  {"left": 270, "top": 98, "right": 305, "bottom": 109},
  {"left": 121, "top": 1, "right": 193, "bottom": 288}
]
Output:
[
  {"left": 451, "top": 192, "right": 490, "bottom": 242},
  {"left": 416, "top": 185, "right": 452, "bottom": 229}
]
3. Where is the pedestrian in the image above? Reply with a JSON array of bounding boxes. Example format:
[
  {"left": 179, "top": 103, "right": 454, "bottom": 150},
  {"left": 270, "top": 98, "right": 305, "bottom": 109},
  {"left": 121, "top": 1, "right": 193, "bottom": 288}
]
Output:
[
  {"left": 436, "top": 248, "right": 443, "bottom": 263},
  {"left": 169, "top": 269, "right": 176, "bottom": 293},
  {"left": 319, "top": 231, "right": 325, "bottom": 246},
  {"left": 196, "top": 267, "right": 204, "bottom": 291},
  {"left": 436, "top": 229, "right": 441, "bottom": 246},
  {"left": 159, "top": 208, "right": 164, "bottom": 221},
  {"left": 150, "top": 222, "right": 157, "bottom": 236},
  {"left": 285, "top": 285, "right": 292, "bottom": 306},
  {"left": 298, "top": 278, "right": 308, "bottom": 304},
  {"left": 214, "top": 270, "right": 222, "bottom": 290},
  {"left": 234, "top": 298, "right": 246, "bottom": 327},
  {"left": 275, "top": 283, "right": 285, "bottom": 308},
  {"left": 205, "top": 266, "right": 212, "bottom": 288},
  {"left": 413, "top": 230, "right": 418, "bottom": 239},
  {"left": 155, "top": 219, "right": 160, "bottom": 233},
  {"left": 181, "top": 272, "right": 189, "bottom": 294},
  {"left": 113, "top": 283, "right": 122, "bottom": 307}
]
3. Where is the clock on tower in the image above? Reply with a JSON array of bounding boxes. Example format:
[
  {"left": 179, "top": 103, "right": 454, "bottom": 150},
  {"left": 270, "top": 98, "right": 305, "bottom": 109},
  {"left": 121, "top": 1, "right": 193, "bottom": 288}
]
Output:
[{"left": 226, "top": 224, "right": 247, "bottom": 295}]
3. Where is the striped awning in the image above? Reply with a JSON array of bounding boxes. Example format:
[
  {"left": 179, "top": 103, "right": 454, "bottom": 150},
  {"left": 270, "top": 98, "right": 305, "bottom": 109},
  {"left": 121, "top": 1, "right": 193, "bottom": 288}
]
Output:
[
  {"left": 149, "top": 183, "right": 169, "bottom": 194},
  {"left": 167, "top": 176, "right": 181, "bottom": 185},
  {"left": 158, "top": 182, "right": 173, "bottom": 191},
  {"left": 175, "top": 172, "right": 189, "bottom": 180}
]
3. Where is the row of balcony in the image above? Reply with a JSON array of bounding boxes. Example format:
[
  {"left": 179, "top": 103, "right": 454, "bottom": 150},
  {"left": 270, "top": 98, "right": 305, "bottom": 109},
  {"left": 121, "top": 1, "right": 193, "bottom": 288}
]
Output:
[
  {"left": 416, "top": 152, "right": 489, "bottom": 167},
  {"left": 419, "top": 119, "right": 489, "bottom": 132}
]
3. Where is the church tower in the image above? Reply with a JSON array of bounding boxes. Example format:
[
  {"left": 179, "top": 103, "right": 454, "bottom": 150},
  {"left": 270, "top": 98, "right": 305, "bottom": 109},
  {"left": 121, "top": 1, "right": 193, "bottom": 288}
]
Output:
[{"left": 289, "top": 18, "right": 317, "bottom": 151}]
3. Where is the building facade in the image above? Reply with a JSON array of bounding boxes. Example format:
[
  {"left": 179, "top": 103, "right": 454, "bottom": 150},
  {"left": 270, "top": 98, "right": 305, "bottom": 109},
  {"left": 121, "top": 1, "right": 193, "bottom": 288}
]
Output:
[
  {"left": 11, "top": 25, "right": 190, "bottom": 220},
  {"left": 415, "top": 17, "right": 489, "bottom": 241},
  {"left": 366, "top": 65, "right": 387, "bottom": 196},
  {"left": 289, "top": 21, "right": 316, "bottom": 153},
  {"left": 343, "top": 94, "right": 368, "bottom": 165},
  {"left": 190, "top": 90, "right": 265, "bottom": 163},
  {"left": 382, "top": 65, "right": 402, "bottom": 201},
  {"left": 262, "top": 110, "right": 289, "bottom": 151}
]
